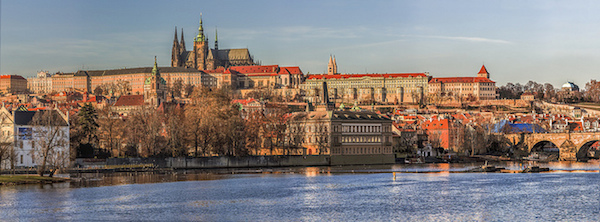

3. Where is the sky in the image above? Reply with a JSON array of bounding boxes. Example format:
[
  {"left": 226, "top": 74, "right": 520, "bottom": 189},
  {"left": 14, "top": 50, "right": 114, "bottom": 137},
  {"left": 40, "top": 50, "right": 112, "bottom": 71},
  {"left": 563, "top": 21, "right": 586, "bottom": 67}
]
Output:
[{"left": 1, "top": 0, "right": 600, "bottom": 88}]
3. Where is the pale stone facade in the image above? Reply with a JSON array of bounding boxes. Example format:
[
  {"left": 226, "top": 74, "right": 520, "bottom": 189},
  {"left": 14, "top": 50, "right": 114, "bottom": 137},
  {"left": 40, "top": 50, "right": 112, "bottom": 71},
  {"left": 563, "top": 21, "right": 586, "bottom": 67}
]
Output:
[{"left": 301, "top": 73, "right": 429, "bottom": 104}]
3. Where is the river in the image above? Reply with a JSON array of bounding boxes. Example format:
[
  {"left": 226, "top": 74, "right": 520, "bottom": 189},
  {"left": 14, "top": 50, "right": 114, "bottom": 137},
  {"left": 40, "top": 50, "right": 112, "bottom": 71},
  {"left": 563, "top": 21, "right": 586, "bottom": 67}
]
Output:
[{"left": 1, "top": 161, "right": 598, "bottom": 221}]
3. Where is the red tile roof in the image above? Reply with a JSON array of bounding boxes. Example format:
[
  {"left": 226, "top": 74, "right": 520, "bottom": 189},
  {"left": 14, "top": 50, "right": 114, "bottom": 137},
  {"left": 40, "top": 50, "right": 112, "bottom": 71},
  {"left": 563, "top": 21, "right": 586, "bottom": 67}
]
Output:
[
  {"left": 278, "top": 66, "right": 302, "bottom": 75},
  {"left": 113, "top": 95, "right": 144, "bottom": 107},
  {"left": 0, "top": 75, "right": 26, "bottom": 80},
  {"left": 307, "top": 73, "right": 427, "bottom": 80},
  {"left": 478, "top": 65, "right": 489, "bottom": 74},
  {"left": 429, "top": 77, "right": 495, "bottom": 83}
]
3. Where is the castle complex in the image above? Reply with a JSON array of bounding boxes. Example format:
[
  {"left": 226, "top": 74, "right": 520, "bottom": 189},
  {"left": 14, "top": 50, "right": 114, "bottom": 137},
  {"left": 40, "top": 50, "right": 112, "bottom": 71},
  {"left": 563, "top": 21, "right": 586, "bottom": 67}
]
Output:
[{"left": 171, "top": 15, "right": 256, "bottom": 70}]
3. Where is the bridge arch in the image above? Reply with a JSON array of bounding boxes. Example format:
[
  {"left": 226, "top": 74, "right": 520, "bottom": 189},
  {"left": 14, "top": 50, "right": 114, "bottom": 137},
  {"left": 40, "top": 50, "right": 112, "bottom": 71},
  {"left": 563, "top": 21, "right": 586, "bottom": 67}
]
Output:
[
  {"left": 529, "top": 140, "right": 560, "bottom": 161},
  {"left": 576, "top": 140, "right": 600, "bottom": 161}
]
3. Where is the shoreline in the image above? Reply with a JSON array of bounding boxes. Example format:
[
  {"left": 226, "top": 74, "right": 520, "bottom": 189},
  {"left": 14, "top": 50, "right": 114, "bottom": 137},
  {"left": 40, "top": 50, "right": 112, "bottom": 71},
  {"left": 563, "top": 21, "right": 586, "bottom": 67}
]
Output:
[{"left": 0, "top": 175, "right": 70, "bottom": 186}]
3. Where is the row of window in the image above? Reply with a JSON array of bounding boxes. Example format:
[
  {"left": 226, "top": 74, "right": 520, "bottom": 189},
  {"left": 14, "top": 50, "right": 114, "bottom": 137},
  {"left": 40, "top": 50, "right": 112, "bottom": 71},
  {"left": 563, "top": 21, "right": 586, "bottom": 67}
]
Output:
[
  {"left": 330, "top": 147, "right": 392, "bottom": 155},
  {"left": 341, "top": 136, "right": 381, "bottom": 143}
]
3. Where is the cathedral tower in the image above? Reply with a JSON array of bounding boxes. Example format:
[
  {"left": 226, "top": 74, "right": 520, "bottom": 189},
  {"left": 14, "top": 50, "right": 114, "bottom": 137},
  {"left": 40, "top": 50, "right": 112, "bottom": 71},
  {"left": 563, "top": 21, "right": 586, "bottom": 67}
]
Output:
[
  {"left": 478, "top": 65, "right": 490, "bottom": 79},
  {"left": 193, "top": 14, "right": 209, "bottom": 70}
]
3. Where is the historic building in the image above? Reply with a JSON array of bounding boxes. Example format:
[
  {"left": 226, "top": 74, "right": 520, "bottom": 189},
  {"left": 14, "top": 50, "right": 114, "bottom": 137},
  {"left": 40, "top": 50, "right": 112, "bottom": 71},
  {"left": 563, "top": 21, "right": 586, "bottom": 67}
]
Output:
[
  {"left": 301, "top": 57, "right": 429, "bottom": 104},
  {"left": 428, "top": 65, "right": 497, "bottom": 101},
  {"left": 171, "top": 15, "right": 256, "bottom": 71},
  {"left": 287, "top": 110, "right": 395, "bottom": 165},
  {"left": 302, "top": 73, "right": 429, "bottom": 104},
  {"left": 0, "top": 75, "right": 28, "bottom": 94},
  {"left": 28, "top": 71, "right": 53, "bottom": 94},
  {"left": 0, "top": 106, "right": 69, "bottom": 168}
]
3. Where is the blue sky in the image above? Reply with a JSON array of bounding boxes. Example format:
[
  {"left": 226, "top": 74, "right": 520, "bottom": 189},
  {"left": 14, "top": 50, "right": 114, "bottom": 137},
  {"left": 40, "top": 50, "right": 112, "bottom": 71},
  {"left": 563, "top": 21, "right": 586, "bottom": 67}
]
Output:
[{"left": 1, "top": 0, "right": 600, "bottom": 87}]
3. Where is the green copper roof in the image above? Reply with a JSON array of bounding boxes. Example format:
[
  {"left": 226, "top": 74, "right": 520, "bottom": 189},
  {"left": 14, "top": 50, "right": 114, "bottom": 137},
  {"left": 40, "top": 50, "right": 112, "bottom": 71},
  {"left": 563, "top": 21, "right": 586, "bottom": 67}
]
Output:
[
  {"left": 151, "top": 56, "right": 159, "bottom": 76},
  {"left": 195, "top": 13, "right": 206, "bottom": 42}
]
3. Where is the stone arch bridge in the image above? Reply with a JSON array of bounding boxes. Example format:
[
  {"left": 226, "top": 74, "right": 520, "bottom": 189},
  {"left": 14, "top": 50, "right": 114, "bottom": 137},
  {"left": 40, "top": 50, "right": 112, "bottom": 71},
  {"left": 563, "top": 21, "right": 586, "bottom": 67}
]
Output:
[{"left": 503, "top": 132, "right": 600, "bottom": 161}]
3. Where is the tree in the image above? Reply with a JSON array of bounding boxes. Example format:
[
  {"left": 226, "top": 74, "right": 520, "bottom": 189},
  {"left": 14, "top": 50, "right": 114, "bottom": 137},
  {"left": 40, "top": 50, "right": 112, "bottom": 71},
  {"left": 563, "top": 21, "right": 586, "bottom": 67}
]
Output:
[
  {"left": 125, "top": 107, "right": 166, "bottom": 157},
  {"left": 165, "top": 105, "right": 187, "bottom": 157},
  {"left": 245, "top": 111, "right": 264, "bottom": 155},
  {"left": 30, "top": 110, "right": 70, "bottom": 177},
  {"left": 0, "top": 131, "right": 14, "bottom": 171},
  {"left": 170, "top": 78, "right": 184, "bottom": 98},
  {"left": 584, "top": 80, "right": 600, "bottom": 103},
  {"left": 93, "top": 86, "right": 103, "bottom": 96},
  {"left": 97, "top": 107, "right": 125, "bottom": 157},
  {"left": 77, "top": 103, "right": 99, "bottom": 145}
]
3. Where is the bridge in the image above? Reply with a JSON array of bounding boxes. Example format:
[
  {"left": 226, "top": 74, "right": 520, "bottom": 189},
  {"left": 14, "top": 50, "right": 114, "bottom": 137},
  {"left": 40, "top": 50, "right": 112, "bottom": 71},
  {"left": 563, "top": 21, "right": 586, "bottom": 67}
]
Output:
[{"left": 504, "top": 132, "right": 600, "bottom": 161}]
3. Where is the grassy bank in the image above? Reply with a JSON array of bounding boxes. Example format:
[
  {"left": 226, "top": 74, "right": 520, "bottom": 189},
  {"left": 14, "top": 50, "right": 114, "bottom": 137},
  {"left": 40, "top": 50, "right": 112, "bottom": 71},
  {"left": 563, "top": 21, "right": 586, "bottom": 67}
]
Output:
[{"left": 0, "top": 175, "right": 69, "bottom": 185}]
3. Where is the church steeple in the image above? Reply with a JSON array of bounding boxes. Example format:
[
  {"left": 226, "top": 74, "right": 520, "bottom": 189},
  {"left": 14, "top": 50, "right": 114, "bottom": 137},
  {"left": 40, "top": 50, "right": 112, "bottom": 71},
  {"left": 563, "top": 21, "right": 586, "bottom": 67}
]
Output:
[
  {"left": 152, "top": 56, "right": 160, "bottom": 77},
  {"left": 327, "top": 55, "right": 338, "bottom": 75},
  {"left": 214, "top": 27, "right": 219, "bottom": 50}
]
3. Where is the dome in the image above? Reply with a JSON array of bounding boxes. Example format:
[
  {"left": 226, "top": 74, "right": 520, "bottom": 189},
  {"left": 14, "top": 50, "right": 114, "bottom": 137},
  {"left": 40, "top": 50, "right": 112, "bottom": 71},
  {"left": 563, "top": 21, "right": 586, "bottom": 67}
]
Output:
[{"left": 562, "top": 82, "right": 579, "bottom": 91}]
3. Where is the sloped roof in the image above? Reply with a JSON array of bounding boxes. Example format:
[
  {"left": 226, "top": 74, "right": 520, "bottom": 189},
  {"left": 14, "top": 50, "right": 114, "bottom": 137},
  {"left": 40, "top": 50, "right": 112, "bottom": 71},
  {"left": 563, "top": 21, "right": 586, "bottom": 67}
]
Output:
[
  {"left": 14, "top": 110, "right": 68, "bottom": 126},
  {"left": 478, "top": 65, "right": 489, "bottom": 74},
  {"left": 308, "top": 73, "right": 427, "bottom": 80},
  {"left": 429, "top": 77, "right": 495, "bottom": 83},
  {"left": 113, "top": 95, "right": 144, "bottom": 107},
  {"left": 216, "top": 48, "right": 252, "bottom": 61},
  {"left": 73, "top": 67, "right": 203, "bottom": 77},
  {"left": 330, "top": 111, "right": 390, "bottom": 121},
  {"left": 492, "top": 120, "right": 547, "bottom": 133}
]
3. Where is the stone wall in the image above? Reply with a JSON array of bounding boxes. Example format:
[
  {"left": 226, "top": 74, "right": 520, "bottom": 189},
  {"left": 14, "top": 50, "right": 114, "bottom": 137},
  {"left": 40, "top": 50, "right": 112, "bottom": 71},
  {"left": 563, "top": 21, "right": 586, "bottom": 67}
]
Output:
[{"left": 102, "top": 156, "right": 330, "bottom": 169}]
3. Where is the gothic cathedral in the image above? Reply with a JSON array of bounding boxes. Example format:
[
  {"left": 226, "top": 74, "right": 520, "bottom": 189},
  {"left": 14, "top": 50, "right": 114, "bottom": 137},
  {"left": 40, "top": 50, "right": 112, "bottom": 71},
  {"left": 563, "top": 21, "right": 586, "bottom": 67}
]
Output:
[{"left": 171, "top": 14, "right": 257, "bottom": 71}]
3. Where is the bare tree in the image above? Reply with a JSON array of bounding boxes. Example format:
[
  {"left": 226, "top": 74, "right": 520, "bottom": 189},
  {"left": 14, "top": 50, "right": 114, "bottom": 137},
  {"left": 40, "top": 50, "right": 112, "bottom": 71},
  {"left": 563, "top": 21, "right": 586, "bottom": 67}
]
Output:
[
  {"left": 0, "top": 131, "right": 14, "bottom": 171},
  {"left": 30, "top": 110, "right": 69, "bottom": 177}
]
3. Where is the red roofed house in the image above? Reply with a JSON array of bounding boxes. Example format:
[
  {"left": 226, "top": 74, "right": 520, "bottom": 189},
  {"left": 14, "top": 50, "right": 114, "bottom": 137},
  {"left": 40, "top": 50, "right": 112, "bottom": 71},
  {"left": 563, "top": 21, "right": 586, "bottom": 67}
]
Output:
[
  {"left": 112, "top": 95, "right": 145, "bottom": 115},
  {"left": 428, "top": 65, "right": 497, "bottom": 101},
  {"left": 0, "top": 75, "right": 28, "bottom": 94}
]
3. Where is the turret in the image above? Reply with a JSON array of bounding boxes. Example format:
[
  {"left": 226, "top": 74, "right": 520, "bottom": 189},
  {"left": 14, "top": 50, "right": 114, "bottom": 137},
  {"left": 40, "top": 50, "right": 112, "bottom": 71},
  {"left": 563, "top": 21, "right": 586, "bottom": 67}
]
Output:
[{"left": 478, "top": 65, "right": 490, "bottom": 79}]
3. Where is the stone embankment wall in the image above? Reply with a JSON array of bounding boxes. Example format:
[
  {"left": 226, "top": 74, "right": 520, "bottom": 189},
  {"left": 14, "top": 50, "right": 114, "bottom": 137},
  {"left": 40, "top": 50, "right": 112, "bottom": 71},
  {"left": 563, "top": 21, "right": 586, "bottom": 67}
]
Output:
[{"left": 96, "top": 156, "right": 330, "bottom": 169}]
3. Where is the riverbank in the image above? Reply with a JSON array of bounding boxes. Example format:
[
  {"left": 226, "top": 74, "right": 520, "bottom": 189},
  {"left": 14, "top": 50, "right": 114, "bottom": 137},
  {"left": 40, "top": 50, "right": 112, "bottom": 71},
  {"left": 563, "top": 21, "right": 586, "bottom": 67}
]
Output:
[{"left": 0, "top": 175, "right": 69, "bottom": 186}]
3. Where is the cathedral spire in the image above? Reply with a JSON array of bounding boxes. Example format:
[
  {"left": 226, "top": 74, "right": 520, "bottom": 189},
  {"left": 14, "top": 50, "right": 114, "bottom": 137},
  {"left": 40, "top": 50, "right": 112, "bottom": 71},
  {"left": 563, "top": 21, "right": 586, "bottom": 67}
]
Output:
[
  {"left": 195, "top": 13, "right": 206, "bottom": 42},
  {"left": 173, "top": 26, "right": 179, "bottom": 45},
  {"left": 215, "top": 27, "right": 219, "bottom": 50},
  {"left": 180, "top": 28, "right": 186, "bottom": 50}
]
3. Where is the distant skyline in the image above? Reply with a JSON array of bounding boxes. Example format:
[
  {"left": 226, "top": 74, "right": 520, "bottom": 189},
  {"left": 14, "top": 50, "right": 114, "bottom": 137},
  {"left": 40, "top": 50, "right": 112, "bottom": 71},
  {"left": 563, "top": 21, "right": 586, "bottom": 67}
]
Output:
[{"left": 2, "top": 0, "right": 600, "bottom": 88}]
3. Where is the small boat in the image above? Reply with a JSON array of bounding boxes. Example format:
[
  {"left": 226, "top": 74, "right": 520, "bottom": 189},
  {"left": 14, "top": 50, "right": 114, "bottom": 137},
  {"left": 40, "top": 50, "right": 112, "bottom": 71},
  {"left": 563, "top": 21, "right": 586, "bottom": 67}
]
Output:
[
  {"left": 521, "top": 166, "right": 550, "bottom": 173},
  {"left": 467, "top": 161, "right": 505, "bottom": 172}
]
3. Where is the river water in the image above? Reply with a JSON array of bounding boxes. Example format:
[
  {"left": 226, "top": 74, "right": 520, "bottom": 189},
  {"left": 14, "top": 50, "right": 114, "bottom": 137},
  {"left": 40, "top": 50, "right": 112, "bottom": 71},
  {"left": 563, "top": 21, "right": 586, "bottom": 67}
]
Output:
[{"left": 1, "top": 161, "right": 599, "bottom": 221}]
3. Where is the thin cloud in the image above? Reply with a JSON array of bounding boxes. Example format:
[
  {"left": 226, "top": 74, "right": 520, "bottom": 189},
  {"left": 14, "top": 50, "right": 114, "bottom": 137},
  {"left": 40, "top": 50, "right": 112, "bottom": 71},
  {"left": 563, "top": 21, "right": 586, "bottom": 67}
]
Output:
[{"left": 409, "top": 35, "right": 514, "bottom": 44}]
